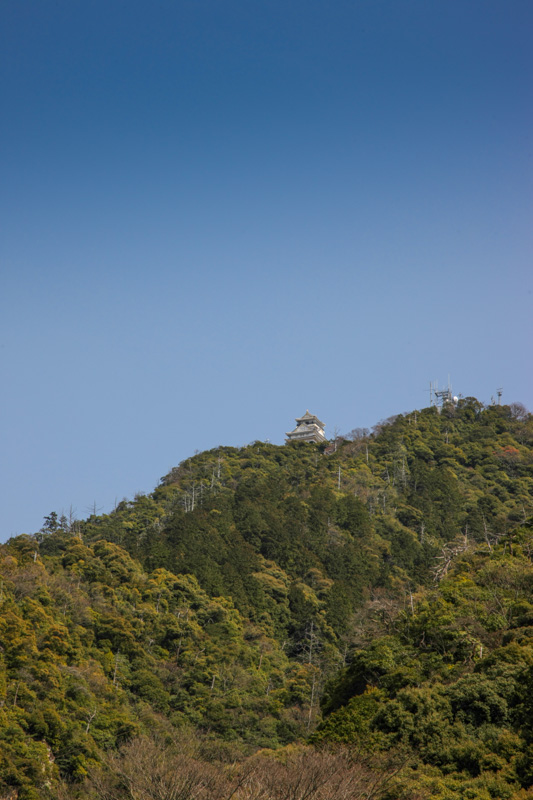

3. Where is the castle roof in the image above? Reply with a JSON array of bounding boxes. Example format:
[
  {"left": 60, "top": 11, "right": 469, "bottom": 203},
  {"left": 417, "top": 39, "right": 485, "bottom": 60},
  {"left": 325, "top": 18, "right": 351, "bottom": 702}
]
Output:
[
  {"left": 285, "top": 410, "right": 326, "bottom": 443},
  {"left": 295, "top": 410, "right": 325, "bottom": 428}
]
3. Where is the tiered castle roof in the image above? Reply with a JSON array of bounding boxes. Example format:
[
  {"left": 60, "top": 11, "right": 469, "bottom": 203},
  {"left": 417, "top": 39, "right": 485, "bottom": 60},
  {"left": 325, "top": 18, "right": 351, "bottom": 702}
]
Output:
[{"left": 285, "top": 410, "right": 326, "bottom": 444}]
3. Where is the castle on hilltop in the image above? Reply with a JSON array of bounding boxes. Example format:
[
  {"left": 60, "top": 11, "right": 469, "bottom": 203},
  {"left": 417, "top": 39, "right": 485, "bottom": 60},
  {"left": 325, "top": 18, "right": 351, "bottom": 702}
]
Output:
[{"left": 285, "top": 410, "right": 326, "bottom": 444}]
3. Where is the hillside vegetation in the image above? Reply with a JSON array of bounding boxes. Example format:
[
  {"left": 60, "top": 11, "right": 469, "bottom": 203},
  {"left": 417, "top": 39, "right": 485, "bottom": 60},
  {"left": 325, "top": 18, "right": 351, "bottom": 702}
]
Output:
[{"left": 1, "top": 399, "right": 533, "bottom": 798}]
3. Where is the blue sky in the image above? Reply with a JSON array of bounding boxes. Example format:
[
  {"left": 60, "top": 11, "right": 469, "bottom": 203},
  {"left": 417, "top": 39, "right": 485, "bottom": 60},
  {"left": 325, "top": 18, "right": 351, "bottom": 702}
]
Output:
[{"left": 1, "top": 0, "right": 532, "bottom": 539}]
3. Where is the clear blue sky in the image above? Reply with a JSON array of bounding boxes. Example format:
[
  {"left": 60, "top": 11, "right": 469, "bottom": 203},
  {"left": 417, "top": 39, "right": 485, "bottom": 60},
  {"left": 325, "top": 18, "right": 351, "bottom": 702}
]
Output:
[{"left": 1, "top": 0, "right": 532, "bottom": 539}]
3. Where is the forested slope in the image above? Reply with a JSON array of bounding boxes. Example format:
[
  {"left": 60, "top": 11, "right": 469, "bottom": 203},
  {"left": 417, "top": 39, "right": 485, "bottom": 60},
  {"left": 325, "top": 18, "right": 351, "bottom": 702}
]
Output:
[{"left": 1, "top": 399, "right": 532, "bottom": 798}]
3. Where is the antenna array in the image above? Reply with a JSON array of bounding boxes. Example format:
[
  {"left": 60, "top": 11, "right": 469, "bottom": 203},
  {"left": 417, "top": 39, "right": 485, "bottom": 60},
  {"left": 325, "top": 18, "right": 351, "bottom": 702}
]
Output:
[{"left": 429, "top": 377, "right": 457, "bottom": 409}]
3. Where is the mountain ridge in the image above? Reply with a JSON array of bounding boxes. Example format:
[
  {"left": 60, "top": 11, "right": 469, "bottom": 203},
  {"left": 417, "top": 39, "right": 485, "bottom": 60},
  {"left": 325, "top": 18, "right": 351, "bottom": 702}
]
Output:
[{"left": 1, "top": 398, "right": 532, "bottom": 798}]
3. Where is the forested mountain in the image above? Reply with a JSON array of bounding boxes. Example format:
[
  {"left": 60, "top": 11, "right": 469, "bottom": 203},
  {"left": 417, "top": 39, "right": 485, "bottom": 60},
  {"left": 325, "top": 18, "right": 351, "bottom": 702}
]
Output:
[{"left": 1, "top": 399, "right": 533, "bottom": 799}]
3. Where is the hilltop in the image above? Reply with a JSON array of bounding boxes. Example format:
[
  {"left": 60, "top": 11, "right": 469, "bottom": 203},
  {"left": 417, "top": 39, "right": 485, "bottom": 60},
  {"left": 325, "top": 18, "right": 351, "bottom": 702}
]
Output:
[{"left": 1, "top": 398, "right": 533, "bottom": 798}]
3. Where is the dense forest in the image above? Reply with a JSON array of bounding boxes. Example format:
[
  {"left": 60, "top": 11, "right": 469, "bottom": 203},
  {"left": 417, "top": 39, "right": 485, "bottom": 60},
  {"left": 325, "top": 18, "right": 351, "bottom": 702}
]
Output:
[{"left": 1, "top": 398, "right": 533, "bottom": 799}]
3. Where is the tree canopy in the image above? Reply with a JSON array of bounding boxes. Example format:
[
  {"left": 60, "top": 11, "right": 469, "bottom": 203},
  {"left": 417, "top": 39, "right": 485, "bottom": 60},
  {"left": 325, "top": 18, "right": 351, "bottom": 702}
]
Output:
[{"left": 2, "top": 400, "right": 533, "bottom": 798}]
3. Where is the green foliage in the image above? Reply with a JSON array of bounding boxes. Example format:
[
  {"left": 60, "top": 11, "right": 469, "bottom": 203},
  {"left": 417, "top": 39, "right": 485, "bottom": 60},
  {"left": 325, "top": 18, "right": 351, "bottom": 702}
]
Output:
[
  {"left": 3, "top": 399, "right": 533, "bottom": 796},
  {"left": 319, "top": 519, "right": 533, "bottom": 796},
  {"left": 312, "top": 687, "right": 385, "bottom": 746}
]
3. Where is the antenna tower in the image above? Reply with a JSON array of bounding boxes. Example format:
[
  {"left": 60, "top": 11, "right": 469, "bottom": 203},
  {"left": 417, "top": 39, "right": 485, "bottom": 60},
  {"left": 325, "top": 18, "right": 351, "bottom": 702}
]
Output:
[{"left": 429, "top": 377, "right": 457, "bottom": 410}]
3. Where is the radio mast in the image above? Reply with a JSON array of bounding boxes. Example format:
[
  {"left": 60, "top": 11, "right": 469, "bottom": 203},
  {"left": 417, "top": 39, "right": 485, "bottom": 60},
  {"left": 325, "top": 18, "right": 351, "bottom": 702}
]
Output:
[{"left": 429, "top": 377, "right": 458, "bottom": 410}]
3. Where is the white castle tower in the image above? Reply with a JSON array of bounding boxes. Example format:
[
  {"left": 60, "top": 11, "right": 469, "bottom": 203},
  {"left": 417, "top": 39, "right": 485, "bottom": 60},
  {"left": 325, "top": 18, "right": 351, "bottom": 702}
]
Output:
[{"left": 285, "top": 410, "right": 326, "bottom": 444}]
